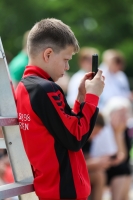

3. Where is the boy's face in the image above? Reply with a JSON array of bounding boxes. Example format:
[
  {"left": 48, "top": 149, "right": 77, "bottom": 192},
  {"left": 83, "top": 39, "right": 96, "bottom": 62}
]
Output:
[{"left": 46, "top": 46, "right": 74, "bottom": 82}]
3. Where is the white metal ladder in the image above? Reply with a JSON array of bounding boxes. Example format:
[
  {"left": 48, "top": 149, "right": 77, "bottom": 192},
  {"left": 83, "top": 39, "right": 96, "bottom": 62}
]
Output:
[{"left": 0, "top": 38, "right": 38, "bottom": 200}]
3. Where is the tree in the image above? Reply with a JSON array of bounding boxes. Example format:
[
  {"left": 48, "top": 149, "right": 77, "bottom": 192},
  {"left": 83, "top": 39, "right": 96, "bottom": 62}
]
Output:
[{"left": 0, "top": 0, "right": 133, "bottom": 79}]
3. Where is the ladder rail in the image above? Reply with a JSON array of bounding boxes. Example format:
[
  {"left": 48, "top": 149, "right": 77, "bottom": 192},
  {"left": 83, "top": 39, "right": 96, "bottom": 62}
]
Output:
[
  {"left": 0, "top": 38, "right": 38, "bottom": 200},
  {"left": 0, "top": 182, "right": 34, "bottom": 200}
]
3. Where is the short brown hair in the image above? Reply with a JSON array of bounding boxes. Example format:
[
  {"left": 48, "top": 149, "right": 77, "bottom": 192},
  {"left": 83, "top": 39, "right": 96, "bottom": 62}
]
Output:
[
  {"left": 22, "top": 30, "right": 30, "bottom": 49},
  {"left": 27, "top": 18, "right": 79, "bottom": 57}
]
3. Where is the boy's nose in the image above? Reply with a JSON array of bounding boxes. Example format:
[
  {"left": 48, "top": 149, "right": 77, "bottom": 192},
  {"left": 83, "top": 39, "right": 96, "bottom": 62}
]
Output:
[{"left": 65, "top": 63, "right": 69, "bottom": 71}]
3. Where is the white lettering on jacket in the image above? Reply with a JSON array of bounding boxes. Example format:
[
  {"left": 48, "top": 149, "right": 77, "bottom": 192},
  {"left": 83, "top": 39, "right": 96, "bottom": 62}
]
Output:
[{"left": 19, "top": 113, "right": 30, "bottom": 130}]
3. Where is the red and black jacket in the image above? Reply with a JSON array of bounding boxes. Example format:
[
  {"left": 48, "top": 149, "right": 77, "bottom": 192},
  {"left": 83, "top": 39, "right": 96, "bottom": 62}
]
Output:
[{"left": 15, "top": 66, "right": 99, "bottom": 199}]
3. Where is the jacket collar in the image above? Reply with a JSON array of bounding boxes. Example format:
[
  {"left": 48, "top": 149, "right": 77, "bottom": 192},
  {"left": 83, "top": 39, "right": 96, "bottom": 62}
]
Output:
[{"left": 23, "top": 65, "right": 53, "bottom": 81}]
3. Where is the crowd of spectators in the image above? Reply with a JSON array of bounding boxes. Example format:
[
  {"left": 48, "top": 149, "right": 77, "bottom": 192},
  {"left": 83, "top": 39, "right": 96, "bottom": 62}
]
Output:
[{"left": 61, "top": 46, "right": 133, "bottom": 200}]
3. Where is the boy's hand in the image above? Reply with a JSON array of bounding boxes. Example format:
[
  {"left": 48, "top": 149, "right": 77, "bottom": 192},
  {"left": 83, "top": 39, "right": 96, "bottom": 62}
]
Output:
[
  {"left": 85, "top": 69, "right": 105, "bottom": 97},
  {"left": 77, "top": 72, "right": 94, "bottom": 103}
]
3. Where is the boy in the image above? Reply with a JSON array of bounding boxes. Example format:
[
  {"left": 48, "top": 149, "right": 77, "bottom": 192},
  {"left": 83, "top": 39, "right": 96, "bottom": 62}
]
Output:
[{"left": 15, "top": 18, "right": 105, "bottom": 200}]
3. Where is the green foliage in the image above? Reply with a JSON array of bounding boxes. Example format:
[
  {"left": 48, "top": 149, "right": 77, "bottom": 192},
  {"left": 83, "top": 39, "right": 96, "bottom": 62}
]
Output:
[{"left": 0, "top": 0, "right": 133, "bottom": 77}]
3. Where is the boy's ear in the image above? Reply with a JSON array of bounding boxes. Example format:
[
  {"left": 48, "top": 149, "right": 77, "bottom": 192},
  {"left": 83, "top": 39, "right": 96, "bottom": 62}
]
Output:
[{"left": 43, "top": 48, "right": 53, "bottom": 62}]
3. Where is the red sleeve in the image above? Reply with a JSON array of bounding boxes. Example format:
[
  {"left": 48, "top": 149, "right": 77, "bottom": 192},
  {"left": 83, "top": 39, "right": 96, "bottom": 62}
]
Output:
[{"left": 72, "top": 94, "right": 99, "bottom": 114}]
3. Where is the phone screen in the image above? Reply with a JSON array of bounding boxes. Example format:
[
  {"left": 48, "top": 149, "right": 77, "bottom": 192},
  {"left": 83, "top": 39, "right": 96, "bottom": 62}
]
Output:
[{"left": 92, "top": 54, "right": 98, "bottom": 75}]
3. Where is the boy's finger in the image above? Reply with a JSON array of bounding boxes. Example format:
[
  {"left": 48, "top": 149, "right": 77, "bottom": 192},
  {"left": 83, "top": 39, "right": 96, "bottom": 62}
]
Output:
[
  {"left": 95, "top": 69, "right": 103, "bottom": 77},
  {"left": 101, "top": 75, "right": 105, "bottom": 81},
  {"left": 85, "top": 72, "right": 95, "bottom": 79},
  {"left": 85, "top": 72, "right": 94, "bottom": 76}
]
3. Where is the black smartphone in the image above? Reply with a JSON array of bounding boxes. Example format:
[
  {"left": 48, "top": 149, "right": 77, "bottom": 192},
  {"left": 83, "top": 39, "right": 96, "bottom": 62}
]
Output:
[{"left": 92, "top": 54, "right": 98, "bottom": 76}]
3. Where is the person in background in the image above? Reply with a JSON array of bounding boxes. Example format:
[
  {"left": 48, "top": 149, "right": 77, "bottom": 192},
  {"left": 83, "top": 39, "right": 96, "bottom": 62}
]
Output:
[
  {"left": 0, "top": 150, "right": 14, "bottom": 184},
  {"left": 67, "top": 47, "right": 99, "bottom": 107},
  {"left": 104, "top": 97, "right": 132, "bottom": 200},
  {"left": 9, "top": 31, "right": 29, "bottom": 88},
  {"left": 0, "top": 150, "right": 15, "bottom": 200},
  {"left": 0, "top": 129, "right": 14, "bottom": 185},
  {"left": 91, "top": 96, "right": 133, "bottom": 200},
  {"left": 99, "top": 49, "right": 131, "bottom": 110},
  {"left": 82, "top": 113, "right": 112, "bottom": 200}
]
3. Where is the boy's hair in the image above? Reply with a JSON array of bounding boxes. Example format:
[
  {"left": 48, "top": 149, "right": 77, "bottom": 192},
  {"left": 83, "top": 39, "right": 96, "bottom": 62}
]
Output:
[
  {"left": 27, "top": 18, "right": 79, "bottom": 57},
  {"left": 22, "top": 30, "right": 30, "bottom": 50}
]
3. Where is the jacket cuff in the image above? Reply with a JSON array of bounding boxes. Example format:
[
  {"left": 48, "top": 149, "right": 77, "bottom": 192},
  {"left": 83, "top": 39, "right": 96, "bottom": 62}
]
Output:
[{"left": 85, "top": 93, "right": 99, "bottom": 106}]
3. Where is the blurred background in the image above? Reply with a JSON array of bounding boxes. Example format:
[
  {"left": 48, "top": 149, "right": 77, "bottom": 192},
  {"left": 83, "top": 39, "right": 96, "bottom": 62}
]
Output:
[
  {"left": 0, "top": 0, "right": 133, "bottom": 88},
  {"left": 0, "top": 0, "right": 133, "bottom": 199}
]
